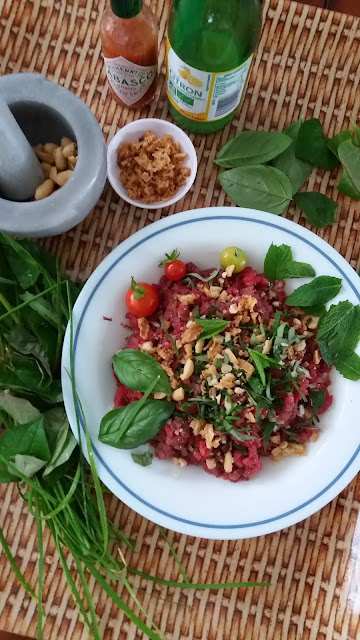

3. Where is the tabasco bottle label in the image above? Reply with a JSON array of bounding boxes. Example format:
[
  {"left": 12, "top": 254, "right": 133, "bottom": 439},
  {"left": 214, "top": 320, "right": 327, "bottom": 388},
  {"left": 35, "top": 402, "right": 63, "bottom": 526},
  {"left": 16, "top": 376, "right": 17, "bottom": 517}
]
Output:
[
  {"left": 103, "top": 55, "right": 157, "bottom": 106},
  {"left": 166, "top": 39, "right": 253, "bottom": 122}
]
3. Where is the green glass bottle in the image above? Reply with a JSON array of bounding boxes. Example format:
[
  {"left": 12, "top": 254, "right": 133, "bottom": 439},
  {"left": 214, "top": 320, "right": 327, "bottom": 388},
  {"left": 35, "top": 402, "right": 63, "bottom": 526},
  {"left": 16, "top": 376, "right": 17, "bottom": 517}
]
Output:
[{"left": 166, "top": 0, "right": 261, "bottom": 134}]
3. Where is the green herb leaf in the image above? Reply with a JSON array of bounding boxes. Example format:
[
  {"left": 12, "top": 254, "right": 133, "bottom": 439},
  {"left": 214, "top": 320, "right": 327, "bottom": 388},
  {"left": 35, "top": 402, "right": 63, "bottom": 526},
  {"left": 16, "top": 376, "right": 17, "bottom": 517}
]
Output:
[
  {"left": 294, "top": 192, "right": 338, "bottom": 228},
  {"left": 99, "top": 400, "right": 174, "bottom": 449},
  {"left": 159, "top": 250, "right": 180, "bottom": 267},
  {"left": 264, "top": 244, "right": 315, "bottom": 282},
  {"left": 285, "top": 276, "right": 342, "bottom": 308},
  {"left": 247, "top": 349, "right": 282, "bottom": 385},
  {"left": 186, "top": 269, "right": 220, "bottom": 283},
  {"left": 13, "top": 454, "right": 47, "bottom": 477},
  {"left": 272, "top": 118, "right": 313, "bottom": 194},
  {"left": 43, "top": 410, "right": 77, "bottom": 477},
  {"left": 131, "top": 451, "right": 153, "bottom": 466},
  {"left": 295, "top": 119, "right": 339, "bottom": 170},
  {"left": 317, "top": 301, "right": 360, "bottom": 364},
  {"left": 0, "top": 416, "right": 51, "bottom": 479},
  {"left": 338, "top": 167, "right": 360, "bottom": 200},
  {"left": 0, "top": 233, "right": 42, "bottom": 289},
  {"left": 219, "top": 166, "right": 293, "bottom": 215},
  {"left": 350, "top": 118, "right": 360, "bottom": 147},
  {"left": 8, "top": 325, "right": 52, "bottom": 376},
  {"left": 130, "top": 277, "right": 145, "bottom": 301},
  {"left": 113, "top": 349, "right": 172, "bottom": 395},
  {"left": 309, "top": 390, "right": 325, "bottom": 422},
  {"left": 195, "top": 318, "right": 229, "bottom": 340},
  {"left": 334, "top": 351, "right": 360, "bottom": 380},
  {"left": 214, "top": 130, "right": 292, "bottom": 168},
  {"left": 328, "top": 130, "right": 352, "bottom": 158},
  {"left": 262, "top": 421, "right": 277, "bottom": 451},
  {"left": 0, "top": 391, "right": 40, "bottom": 425},
  {"left": 338, "top": 139, "right": 360, "bottom": 192}
]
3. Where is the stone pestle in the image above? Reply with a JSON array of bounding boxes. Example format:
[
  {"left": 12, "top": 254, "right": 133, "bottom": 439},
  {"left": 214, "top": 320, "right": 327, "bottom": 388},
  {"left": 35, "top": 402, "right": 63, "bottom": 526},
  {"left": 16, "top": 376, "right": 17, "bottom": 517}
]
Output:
[{"left": 0, "top": 95, "right": 44, "bottom": 201}]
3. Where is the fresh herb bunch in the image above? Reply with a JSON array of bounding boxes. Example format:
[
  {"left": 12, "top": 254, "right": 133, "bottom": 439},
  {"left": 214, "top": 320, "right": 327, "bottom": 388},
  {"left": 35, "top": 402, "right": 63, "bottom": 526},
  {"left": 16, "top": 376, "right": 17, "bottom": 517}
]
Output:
[
  {"left": 215, "top": 117, "right": 360, "bottom": 227},
  {"left": 0, "top": 235, "right": 267, "bottom": 640}
]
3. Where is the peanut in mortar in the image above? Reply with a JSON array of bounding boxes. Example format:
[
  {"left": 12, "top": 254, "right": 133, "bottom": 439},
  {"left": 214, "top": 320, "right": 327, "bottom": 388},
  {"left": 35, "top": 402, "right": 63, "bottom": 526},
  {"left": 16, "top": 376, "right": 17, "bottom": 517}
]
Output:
[{"left": 33, "top": 136, "right": 77, "bottom": 200}]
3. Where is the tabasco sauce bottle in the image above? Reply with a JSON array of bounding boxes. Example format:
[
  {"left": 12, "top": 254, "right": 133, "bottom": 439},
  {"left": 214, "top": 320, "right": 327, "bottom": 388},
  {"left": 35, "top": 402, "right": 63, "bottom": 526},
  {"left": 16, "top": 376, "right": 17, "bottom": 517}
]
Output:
[
  {"left": 166, "top": 0, "right": 261, "bottom": 134},
  {"left": 101, "top": 0, "right": 159, "bottom": 109}
]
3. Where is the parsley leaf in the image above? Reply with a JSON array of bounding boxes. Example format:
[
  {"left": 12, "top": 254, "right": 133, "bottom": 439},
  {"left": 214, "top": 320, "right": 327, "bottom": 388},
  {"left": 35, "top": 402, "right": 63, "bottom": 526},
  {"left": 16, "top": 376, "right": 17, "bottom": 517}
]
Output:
[
  {"left": 264, "top": 244, "right": 315, "bottom": 282},
  {"left": 285, "top": 276, "right": 342, "bottom": 308}
]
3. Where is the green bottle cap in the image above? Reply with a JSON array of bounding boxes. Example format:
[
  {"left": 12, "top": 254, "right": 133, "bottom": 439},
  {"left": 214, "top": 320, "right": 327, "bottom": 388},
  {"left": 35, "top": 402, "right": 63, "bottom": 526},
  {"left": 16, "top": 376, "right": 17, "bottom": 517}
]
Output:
[{"left": 110, "top": 0, "right": 142, "bottom": 19}]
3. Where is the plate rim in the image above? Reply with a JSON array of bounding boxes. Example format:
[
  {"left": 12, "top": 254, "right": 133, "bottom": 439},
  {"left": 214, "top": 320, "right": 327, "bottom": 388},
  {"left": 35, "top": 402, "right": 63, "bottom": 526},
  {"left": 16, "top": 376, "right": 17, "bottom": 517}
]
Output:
[{"left": 62, "top": 207, "right": 360, "bottom": 539}]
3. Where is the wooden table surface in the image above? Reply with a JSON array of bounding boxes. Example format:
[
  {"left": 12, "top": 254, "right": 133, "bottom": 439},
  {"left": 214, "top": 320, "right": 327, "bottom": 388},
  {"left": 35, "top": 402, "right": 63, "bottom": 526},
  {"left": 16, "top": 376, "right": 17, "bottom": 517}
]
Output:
[{"left": 1, "top": 0, "right": 360, "bottom": 639}]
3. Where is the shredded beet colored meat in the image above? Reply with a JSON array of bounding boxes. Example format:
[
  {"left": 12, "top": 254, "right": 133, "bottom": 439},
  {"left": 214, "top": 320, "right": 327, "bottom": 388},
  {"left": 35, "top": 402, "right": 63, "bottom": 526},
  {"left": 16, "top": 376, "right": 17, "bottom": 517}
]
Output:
[{"left": 113, "top": 264, "right": 333, "bottom": 482}]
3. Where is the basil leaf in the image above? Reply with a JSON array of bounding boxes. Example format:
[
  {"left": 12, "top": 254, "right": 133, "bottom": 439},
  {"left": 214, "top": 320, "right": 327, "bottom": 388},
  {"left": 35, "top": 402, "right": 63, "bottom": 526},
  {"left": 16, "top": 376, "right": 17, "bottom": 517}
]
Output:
[
  {"left": 219, "top": 166, "right": 293, "bottom": 215},
  {"left": 317, "top": 302, "right": 360, "bottom": 364},
  {"left": 264, "top": 244, "right": 315, "bottom": 282},
  {"left": 0, "top": 469, "right": 18, "bottom": 484},
  {"left": 272, "top": 118, "right": 313, "bottom": 194},
  {"left": 294, "top": 192, "right": 338, "bottom": 229},
  {"left": 338, "top": 139, "right": 360, "bottom": 192},
  {"left": 295, "top": 119, "right": 339, "bottom": 170},
  {"left": 195, "top": 318, "right": 229, "bottom": 340},
  {"left": 0, "top": 391, "right": 40, "bottom": 426},
  {"left": 328, "top": 130, "right": 352, "bottom": 159},
  {"left": 334, "top": 352, "right": 360, "bottom": 381},
  {"left": 338, "top": 167, "right": 360, "bottom": 200},
  {"left": 99, "top": 400, "right": 174, "bottom": 450},
  {"left": 301, "top": 305, "right": 326, "bottom": 318},
  {"left": 8, "top": 325, "right": 52, "bottom": 377},
  {"left": 13, "top": 454, "right": 47, "bottom": 478},
  {"left": 214, "top": 130, "right": 292, "bottom": 168},
  {"left": 262, "top": 421, "right": 276, "bottom": 452},
  {"left": 0, "top": 416, "right": 51, "bottom": 464},
  {"left": 131, "top": 451, "right": 153, "bottom": 467},
  {"left": 0, "top": 233, "right": 41, "bottom": 289},
  {"left": 113, "top": 350, "right": 172, "bottom": 395},
  {"left": 350, "top": 118, "right": 360, "bottom": 147},
  {"left": 285, "top": 276, "right": 342, "bottom": 308}
]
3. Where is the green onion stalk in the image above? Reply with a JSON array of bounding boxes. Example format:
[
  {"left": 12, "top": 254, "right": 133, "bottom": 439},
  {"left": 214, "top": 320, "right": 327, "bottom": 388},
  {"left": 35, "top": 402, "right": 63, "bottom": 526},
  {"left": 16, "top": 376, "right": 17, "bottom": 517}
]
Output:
[{"left": 0, "top": 234, "right": 268, "bottom": 639}]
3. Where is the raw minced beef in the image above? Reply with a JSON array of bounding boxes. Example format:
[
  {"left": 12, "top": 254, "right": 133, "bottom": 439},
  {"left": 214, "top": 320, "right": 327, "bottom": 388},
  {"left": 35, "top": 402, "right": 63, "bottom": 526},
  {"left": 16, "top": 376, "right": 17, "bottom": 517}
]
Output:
[{"left": 114, "top": 264, "right": 333, "bottom": 482}]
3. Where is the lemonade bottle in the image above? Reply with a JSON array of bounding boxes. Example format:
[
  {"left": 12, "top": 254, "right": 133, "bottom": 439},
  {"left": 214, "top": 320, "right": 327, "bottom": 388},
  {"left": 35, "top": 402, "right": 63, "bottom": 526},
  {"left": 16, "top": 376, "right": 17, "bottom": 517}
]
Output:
[{"left": 166, "top": 0, "right": 261, "bottom": 134}]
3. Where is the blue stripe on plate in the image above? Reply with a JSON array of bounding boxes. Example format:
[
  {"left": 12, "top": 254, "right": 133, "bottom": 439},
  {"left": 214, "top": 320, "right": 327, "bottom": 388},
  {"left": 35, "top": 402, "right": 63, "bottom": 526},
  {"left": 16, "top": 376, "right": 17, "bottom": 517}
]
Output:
[{"left": 73, "top": 215, "right": 360, "bottom": 529}]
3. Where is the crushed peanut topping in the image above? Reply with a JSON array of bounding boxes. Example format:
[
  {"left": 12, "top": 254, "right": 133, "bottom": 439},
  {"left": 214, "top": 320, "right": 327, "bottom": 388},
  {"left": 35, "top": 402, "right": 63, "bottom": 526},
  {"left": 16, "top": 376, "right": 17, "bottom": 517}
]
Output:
[{"left": 138, "top": 317, "right": 149, "bottom": 339}]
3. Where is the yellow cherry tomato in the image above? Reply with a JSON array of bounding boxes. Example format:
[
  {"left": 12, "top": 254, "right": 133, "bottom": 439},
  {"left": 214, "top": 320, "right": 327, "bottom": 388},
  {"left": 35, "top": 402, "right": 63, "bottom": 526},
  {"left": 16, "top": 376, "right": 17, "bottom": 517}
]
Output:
[{"left": 220, "top": 247, "right": 247, "bottom": 274}]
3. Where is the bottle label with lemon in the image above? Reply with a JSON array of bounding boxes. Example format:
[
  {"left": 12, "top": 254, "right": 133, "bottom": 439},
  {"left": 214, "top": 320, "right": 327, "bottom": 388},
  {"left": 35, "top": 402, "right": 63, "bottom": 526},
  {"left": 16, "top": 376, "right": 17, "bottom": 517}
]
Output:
[{"left": 166, "top": 41, "right": 253, "bottom": 122}]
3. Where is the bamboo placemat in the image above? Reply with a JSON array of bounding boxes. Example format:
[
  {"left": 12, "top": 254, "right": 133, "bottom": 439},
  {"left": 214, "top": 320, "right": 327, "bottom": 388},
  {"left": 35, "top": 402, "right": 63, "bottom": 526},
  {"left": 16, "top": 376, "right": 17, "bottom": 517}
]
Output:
[{"left": 1, "top": 0, "right": 360, "bottom": 638}]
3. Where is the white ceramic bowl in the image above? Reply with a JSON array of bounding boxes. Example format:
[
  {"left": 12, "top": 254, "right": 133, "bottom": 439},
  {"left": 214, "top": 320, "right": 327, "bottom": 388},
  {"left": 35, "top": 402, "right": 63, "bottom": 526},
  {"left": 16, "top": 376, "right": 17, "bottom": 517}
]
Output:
[
  {"left": 62, "top": 207, "right": 360, "bottom": 540},
  {"left": 107, "top": 118, "right": 197, "bottom": 209}
]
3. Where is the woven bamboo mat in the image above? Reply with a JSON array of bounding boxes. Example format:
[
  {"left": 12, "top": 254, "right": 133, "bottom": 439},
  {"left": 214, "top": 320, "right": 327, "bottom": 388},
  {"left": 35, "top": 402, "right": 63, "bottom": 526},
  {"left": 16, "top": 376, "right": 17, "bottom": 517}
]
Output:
[{"left": 1, "top": 0, "right": 360, "bottom": 638}]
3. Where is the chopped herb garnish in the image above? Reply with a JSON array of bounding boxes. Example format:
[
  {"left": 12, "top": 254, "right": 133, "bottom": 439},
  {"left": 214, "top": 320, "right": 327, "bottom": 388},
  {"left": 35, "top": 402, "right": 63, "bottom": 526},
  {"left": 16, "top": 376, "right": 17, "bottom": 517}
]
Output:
[{"left": 159, "top": 316, "right": 180, "bottom": 358}]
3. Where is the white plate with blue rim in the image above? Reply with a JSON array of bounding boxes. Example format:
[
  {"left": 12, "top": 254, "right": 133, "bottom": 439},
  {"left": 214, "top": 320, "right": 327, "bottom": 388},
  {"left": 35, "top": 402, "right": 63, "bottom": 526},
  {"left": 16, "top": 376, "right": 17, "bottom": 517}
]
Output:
[{"left": 61, "top": 207, "right": 360, "bottom": 540}]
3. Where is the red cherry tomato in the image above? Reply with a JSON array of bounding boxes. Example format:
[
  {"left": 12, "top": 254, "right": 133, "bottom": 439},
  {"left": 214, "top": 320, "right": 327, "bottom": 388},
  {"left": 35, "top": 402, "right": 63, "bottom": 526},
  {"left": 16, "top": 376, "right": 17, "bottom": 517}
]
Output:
[
  {"left": 126, "top": 277, "right": 159, "bottom": 318},
  {"left": 164, "top": 259, "right": 186, "bottom": 281}
]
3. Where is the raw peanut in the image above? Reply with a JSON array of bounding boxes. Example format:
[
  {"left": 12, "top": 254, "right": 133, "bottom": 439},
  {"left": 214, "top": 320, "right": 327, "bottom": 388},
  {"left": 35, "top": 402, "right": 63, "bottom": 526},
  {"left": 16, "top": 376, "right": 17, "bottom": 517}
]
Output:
[
  {"left": 55, "top": 170, "right": 73, "bottom": 186},
  {"left": 43, "top": 142, "right": 58, "bottom": 154},
  {"left": 153, "top": 391, "right": 167, "bottom": 400},
  {"left": 49, "top": 166, "right": 58, "bottom": 181},
  {"left": 33, "top": 143, "right": 44, "bottom": 153},
  {"left": 62, "top": 142, "right": 76, "bottom": 158},
  {"left": 35, "top": 150, "right": 54, "bottom": 163},
  {"left": 180, "top": 359, "right": 194, "bottom": 381},
  {"left": 54, "top": 147, "right": 67, "bottom": 171},
  {"left": 67, "top": 155, "right": 77, "bottom": 170},
  {"left": 35, "top": 179, "right": 55, "bottom": 200},
  {"left": 61, "top": 136, "right": 73, "bottom": 148},
  {"left": 41, "top": 162, "right": 52, "bottom": 178},
  {"left": 172, "top": 387, "right": 185, "bottom": 401}
]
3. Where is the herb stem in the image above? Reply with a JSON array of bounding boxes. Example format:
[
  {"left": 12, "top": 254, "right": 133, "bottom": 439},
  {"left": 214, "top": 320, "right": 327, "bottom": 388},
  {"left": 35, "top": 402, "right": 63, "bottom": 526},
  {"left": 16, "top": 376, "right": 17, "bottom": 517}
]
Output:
[
  {"left": 157, "top": 525, "right": 190, "bottom": 584},
  {"left": 0, "top": 284, "right": 59, "bottom": 323}
]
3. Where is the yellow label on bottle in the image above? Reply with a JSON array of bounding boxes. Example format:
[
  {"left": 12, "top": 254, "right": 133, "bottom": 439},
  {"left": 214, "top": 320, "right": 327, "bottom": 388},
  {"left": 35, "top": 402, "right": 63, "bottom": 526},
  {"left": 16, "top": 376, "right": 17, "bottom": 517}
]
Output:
[{"left": 166, "top": 39, "right": 253, "bottom": 122}]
